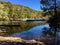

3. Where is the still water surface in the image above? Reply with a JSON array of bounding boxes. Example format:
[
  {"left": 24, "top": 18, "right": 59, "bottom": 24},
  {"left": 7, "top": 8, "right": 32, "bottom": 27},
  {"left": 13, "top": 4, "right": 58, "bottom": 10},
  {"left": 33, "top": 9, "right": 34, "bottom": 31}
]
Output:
[
  {"left": 12, "top": 24, "right": 49, "bottom": 40},
  {"left": 0, "top": 21, "right": 48, "bottom": 37}
]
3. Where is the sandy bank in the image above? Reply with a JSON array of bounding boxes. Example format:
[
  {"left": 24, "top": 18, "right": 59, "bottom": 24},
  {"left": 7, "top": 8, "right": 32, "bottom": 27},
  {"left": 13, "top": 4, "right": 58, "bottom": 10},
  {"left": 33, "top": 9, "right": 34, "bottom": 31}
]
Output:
[{"left": 0, "top": 36, "right": 44, "bottom": 45}]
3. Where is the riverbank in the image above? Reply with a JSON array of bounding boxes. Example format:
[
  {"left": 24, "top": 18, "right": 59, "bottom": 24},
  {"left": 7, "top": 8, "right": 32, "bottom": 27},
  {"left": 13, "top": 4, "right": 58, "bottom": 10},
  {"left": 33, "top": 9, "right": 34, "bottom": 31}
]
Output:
[
  {"left": 0, "top": 36, "right": 58, "bottom": 45},
  {"left": 0, "top": 36, "right": 44, "bottom": 45}
]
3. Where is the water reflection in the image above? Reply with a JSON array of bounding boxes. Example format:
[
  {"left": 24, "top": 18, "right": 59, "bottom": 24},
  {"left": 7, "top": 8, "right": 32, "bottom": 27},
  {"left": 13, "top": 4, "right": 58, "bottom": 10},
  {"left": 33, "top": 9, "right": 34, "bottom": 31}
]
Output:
[
  {"left": 12, "top": 24, "right": 49, "bottom": 40},
  {"left": 0, "top": 21, "right": 46, "bottom": 36},
  {"left": 0, "top": 21, "right": 60, "bottom": 45}
]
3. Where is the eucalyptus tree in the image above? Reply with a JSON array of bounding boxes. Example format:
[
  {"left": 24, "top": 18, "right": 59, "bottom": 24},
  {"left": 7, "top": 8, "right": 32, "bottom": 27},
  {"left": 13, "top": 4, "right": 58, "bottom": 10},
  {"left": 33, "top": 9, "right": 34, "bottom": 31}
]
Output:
[
  {"left": 40, "top": 0, "right": 60, "bottom": 45},
  {"left": 40, "top": 0, "right": 60, "bottom": 36}
]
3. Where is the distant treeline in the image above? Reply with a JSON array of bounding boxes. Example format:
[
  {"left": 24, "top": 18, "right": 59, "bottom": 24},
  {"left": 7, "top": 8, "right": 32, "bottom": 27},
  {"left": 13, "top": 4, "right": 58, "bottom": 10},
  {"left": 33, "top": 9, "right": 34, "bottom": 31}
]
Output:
[{"left": 0, "top": 2, "right": 47, "bottom": 21}]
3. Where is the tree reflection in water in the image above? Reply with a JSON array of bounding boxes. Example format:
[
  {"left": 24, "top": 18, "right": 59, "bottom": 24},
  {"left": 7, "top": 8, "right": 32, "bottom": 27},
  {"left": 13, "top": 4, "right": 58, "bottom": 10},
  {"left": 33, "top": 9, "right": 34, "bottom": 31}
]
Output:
[{"left": 0, "top": 21, "right": 46, "bottom": 36}]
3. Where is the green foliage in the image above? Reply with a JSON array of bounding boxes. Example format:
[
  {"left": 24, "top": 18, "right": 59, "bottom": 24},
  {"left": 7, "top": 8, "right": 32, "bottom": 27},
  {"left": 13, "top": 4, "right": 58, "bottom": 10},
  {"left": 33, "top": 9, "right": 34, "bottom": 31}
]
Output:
[
  {"left": 40, "top": 0, "right": 54, "bottom": 16},
  {"left": 0, "top": 3, "right": 9, "bottom": 21},
  {"left": 40, "top": 0, "right": 60, "bottom": 38},
  {"left": 0, "top": 2, "right": 44, "bottom": 21}
]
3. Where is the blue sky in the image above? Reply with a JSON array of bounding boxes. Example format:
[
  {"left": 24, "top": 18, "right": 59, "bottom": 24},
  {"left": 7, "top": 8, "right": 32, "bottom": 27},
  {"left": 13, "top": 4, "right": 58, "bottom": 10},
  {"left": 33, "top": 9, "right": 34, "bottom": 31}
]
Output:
[{"left": 5, "top": 0, "right": 40, "bottom": 11}]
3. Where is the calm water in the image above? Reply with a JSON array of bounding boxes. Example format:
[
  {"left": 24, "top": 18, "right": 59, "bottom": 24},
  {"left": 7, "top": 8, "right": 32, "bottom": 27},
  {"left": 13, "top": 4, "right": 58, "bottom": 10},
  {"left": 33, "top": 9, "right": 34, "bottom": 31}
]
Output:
[
  {"left": 0, "top": 21, "right": 60, "bottom": 45},
  {"left": 12, "top": 24, "right": 50, "bottom": 40},
  {"left": 11, "top": 21, "right": 60, "bottom": 41},
  {"left": 0, "top": 21, "right": 46, "bottom": 36},
  {"left": 0, "top": 21, "right": 60, "bottom": 43}
]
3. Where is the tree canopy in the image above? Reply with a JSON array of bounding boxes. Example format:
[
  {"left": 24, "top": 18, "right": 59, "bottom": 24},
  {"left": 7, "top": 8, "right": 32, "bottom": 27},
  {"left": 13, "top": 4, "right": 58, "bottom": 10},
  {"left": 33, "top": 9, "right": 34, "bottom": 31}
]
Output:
[
  {"left": 40, "top": 0, "right": 60, "bottom": 39},
  {"left": 0, "top": 2, "right": 45, "bottom": 21}
]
